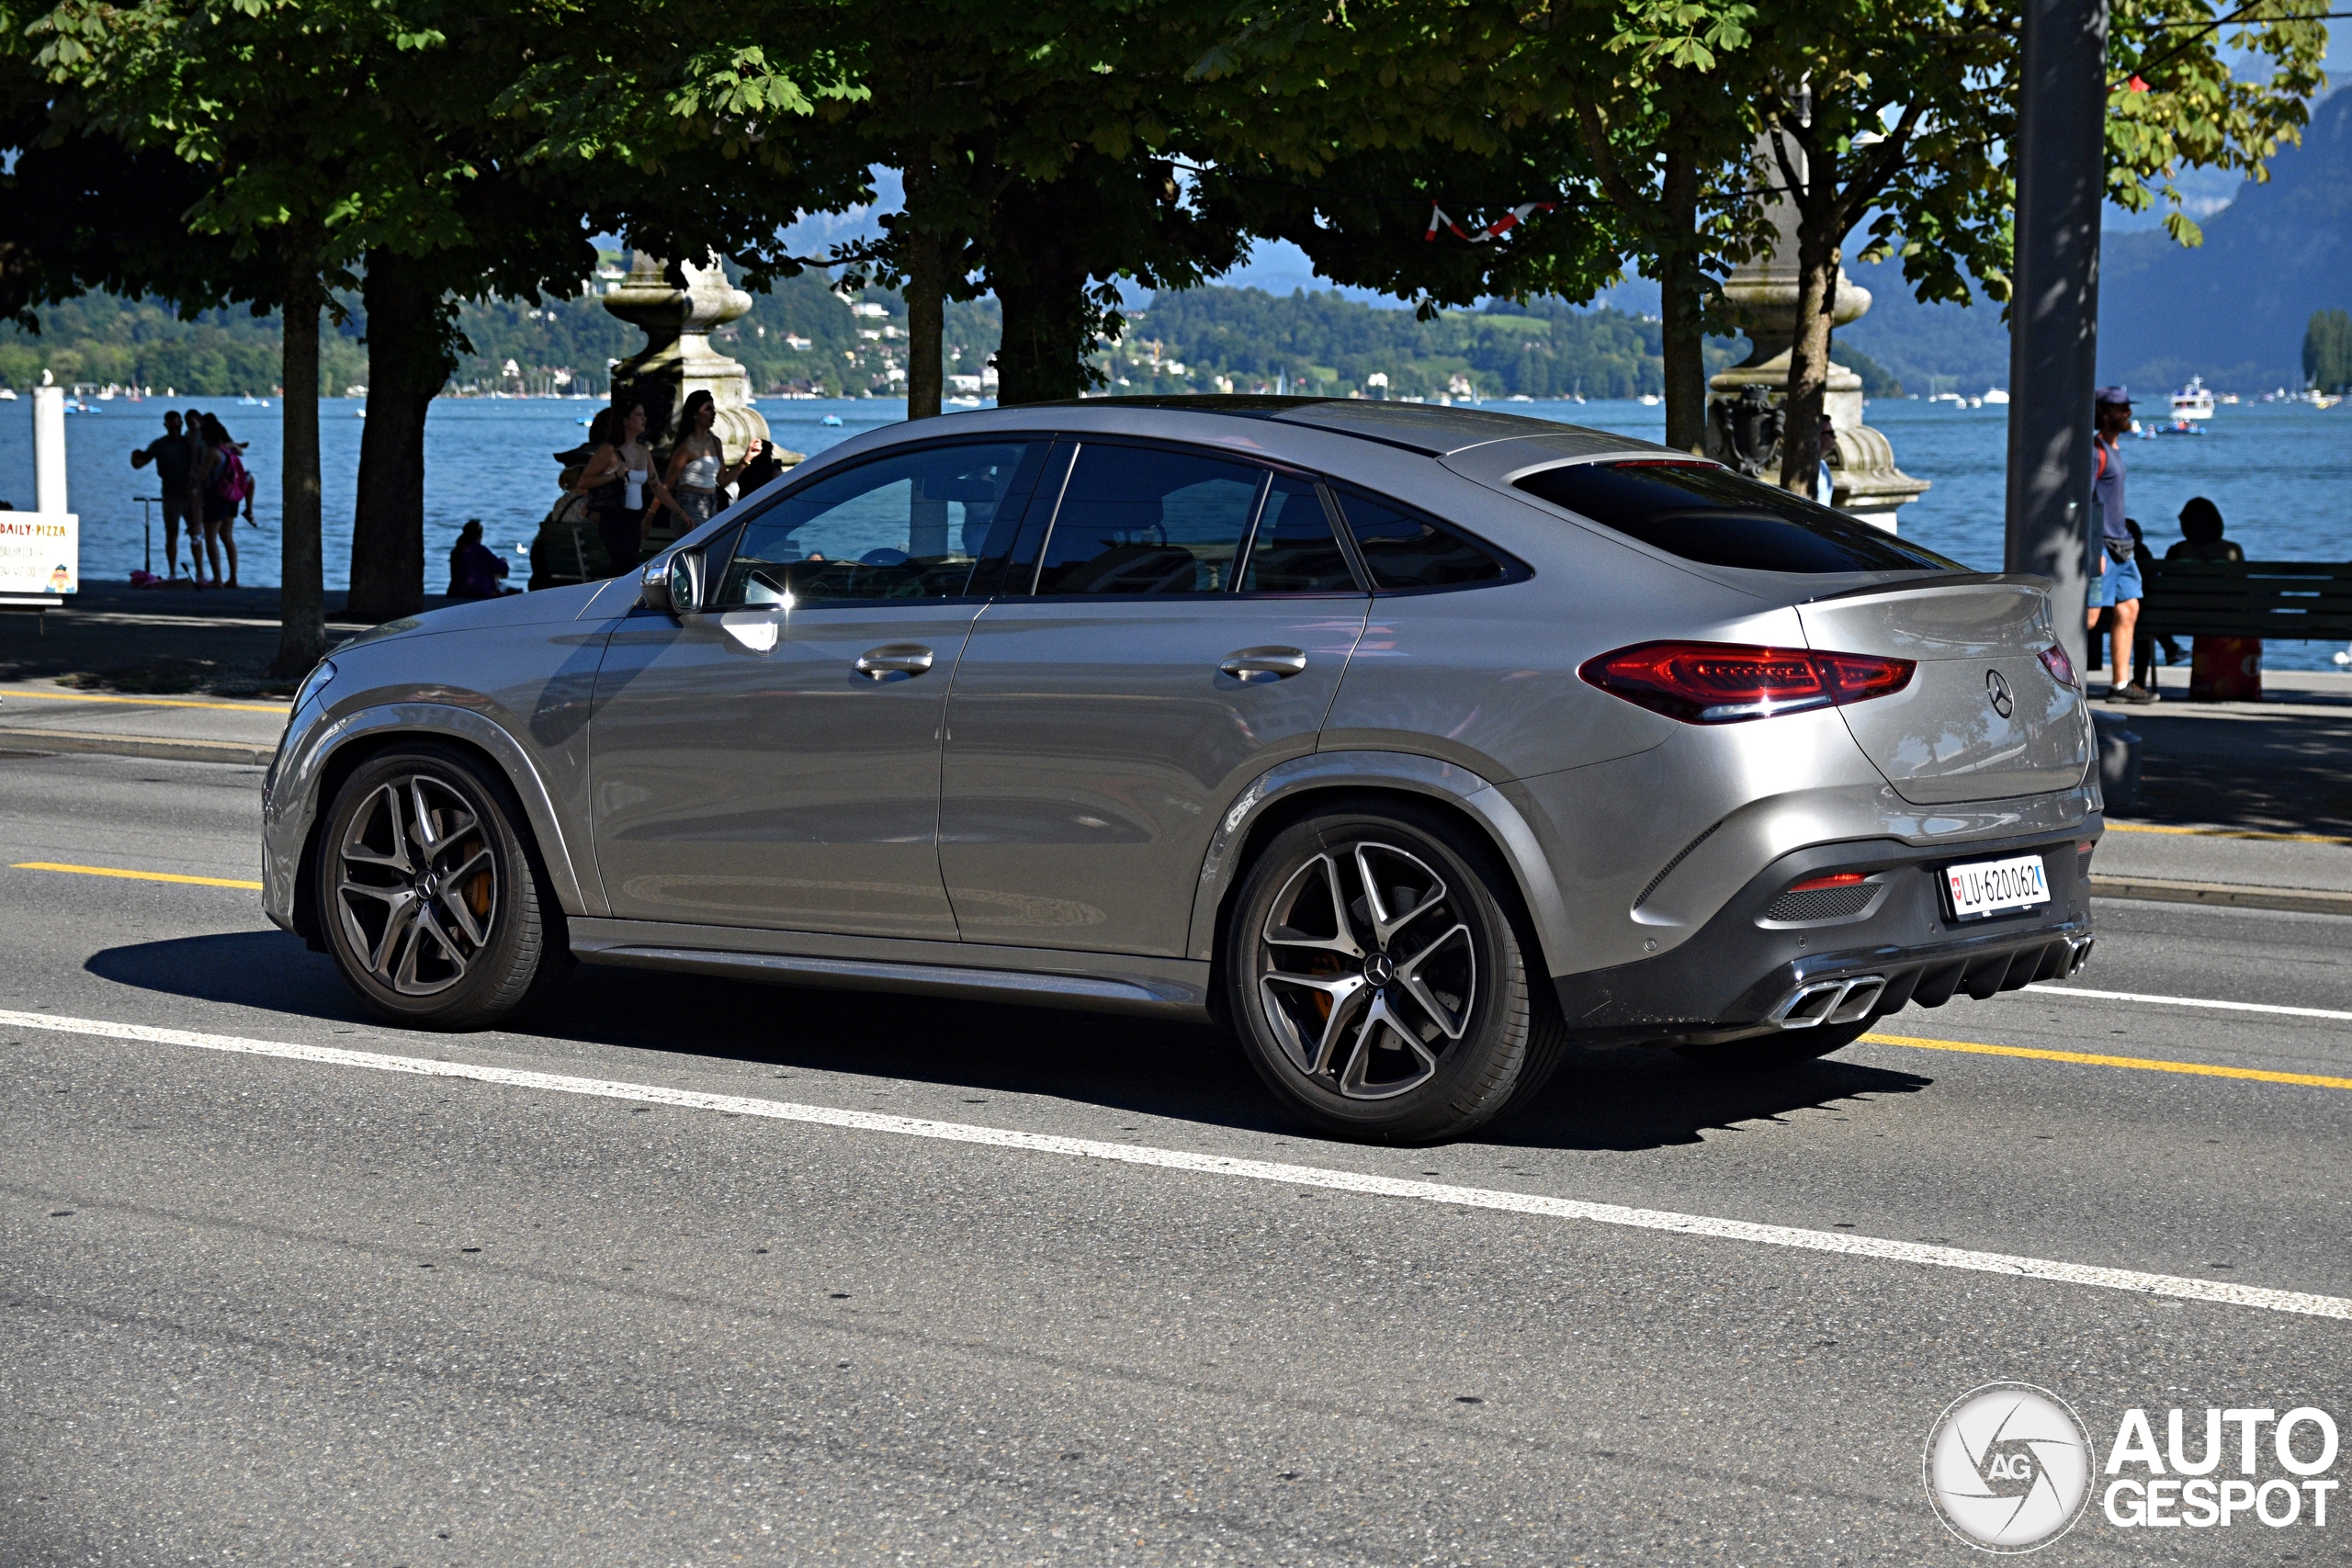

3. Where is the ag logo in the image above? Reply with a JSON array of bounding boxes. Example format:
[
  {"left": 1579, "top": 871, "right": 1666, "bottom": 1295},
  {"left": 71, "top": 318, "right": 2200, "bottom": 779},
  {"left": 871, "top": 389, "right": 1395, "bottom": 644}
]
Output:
[
  {"left": 1924, "top": 1382, "right": 2095, "bottom": 1552},
  {"left": 1985, "top": 668, "right": 2015, "bottom": 718}
]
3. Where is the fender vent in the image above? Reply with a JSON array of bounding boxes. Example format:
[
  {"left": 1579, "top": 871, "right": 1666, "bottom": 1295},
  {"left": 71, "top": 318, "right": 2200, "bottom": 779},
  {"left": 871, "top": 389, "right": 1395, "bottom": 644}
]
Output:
[{"left": 1634, "top": 820, "right": 1723, "bottom": 911}]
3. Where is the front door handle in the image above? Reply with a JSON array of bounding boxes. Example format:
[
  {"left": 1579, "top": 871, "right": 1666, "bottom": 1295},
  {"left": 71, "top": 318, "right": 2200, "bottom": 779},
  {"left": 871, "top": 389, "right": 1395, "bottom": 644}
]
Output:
[
  {"left": 855, "top": 644, "right": 936, "bottom": 682},
  {"left": 1219, "top": 646, "right": 1307, "bottom": 683}
]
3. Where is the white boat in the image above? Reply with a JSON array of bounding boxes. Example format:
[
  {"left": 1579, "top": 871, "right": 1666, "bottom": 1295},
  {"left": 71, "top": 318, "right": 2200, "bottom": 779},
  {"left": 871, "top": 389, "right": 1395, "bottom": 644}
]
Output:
[
  {"left": 2170, "top": 377, "right": 2215, "bottom": 421},
  {"left": 1636, "top": 393, "right": 1661, "bottom": 406},
  {"left": 1982, "top": 387, "right": 2010, "bottom": 405}
]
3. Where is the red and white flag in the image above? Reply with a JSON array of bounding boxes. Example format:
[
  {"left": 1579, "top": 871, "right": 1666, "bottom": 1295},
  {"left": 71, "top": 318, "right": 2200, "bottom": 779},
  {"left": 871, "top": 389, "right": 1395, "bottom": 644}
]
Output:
[{"left": 1424, "top": 200, "right": 1556, "bottom": 243}]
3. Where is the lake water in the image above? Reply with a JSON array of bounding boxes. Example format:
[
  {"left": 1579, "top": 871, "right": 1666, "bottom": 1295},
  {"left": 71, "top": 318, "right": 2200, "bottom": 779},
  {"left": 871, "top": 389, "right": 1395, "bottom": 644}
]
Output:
[{"left": 6, "top": 392, "right": 2348, "bottom": 666}]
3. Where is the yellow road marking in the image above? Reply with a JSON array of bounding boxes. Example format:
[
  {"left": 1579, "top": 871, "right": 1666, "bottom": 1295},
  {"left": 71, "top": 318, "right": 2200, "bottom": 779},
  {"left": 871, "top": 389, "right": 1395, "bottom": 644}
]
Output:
[
  {"left": 0, "top": 688, "right": 285, "bottom": 714},
  {"left": 12, "top": 861, "right": 264, "bottom": 891},
  {"left": 1863, "top": 1032, "right": 2352, "bottom": 1092},
  {"left": 2106, "top": 821, "right": 2352, "bottom": 847}
]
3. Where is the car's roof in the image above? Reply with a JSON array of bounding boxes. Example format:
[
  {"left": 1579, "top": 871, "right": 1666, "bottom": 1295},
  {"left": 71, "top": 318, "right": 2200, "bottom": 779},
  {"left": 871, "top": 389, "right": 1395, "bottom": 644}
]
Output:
[{"left": 1024, "top": 395, "right": 1645, "bottom": 459}]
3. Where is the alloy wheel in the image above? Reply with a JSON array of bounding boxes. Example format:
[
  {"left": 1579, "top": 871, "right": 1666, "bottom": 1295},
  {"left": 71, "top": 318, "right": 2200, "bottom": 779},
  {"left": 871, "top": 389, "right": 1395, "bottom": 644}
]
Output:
[
  {"left": 1256, "top": 841, "right": 1477, "bottom": 1100},
  {"left": 334, "top": 773, "right": 500, "bottom": 997}
]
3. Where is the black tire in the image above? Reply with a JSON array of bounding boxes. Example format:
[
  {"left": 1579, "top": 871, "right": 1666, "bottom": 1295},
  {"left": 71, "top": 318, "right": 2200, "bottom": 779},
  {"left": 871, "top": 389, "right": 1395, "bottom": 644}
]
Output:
[
  {"left": 314, "top": 742, "right": 569, "bottom": 1029},
  {"left": 1675, "top": 1016, "right": 1877, "bottom": 1069},
  {"left": 1223, "top": 801, "right": 1563, "bottom": 1143}
]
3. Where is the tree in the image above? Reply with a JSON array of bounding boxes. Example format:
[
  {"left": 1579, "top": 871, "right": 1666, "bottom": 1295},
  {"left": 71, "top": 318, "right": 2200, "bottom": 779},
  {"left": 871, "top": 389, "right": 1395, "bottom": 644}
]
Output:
[
  {"left": 2308, "top": 309, "right": 2352, "bottom": 395},
  {"left": 1187, "top": 0, "right": 1769, "bottom": 449},
  {"left": 1749, "top": 0, "right": 2331, "bottom": 491},
  {"left": 29, "top": 0, "right": 407, "bottom": 671}
]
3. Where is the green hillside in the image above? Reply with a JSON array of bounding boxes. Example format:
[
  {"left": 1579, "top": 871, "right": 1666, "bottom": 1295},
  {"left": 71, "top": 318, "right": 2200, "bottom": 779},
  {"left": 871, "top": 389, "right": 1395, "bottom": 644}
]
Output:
[{"left": 3, "top": 270, "right": 1902, "bottom": 401}]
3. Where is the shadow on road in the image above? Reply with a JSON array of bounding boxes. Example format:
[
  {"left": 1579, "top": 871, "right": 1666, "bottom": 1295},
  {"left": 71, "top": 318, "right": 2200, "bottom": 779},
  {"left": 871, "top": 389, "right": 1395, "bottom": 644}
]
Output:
[{"left": 86, "top": 931, "right": 1934, "bottom": 1154}]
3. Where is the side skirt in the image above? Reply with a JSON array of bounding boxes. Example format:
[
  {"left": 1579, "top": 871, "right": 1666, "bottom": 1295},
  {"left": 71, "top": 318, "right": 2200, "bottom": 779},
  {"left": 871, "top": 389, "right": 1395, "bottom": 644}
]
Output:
[{"left": 570, "top": 918, "right": 1213, "bottom": 1021}]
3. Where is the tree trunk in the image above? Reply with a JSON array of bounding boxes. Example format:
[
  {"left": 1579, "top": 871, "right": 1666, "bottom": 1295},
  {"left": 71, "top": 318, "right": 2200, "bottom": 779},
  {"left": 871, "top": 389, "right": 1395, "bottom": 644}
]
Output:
[
  {"left": 988, "top": 182, "right": 1096, "bottom": 406},
  {"left": 1657, "top": 148, "right": 1708, "bottom": 455},
  {"left": 349, "top": 250, "right": 447, "bottom": 621},
  {"left": 273, "top": 264, "right": 328, "bottom": 678},
  {"left": 1777, "top": 223, "right": 1841, "bottom": 493},
  {"left": 905, "top": 233, "right": 945, "bottom": 420}
]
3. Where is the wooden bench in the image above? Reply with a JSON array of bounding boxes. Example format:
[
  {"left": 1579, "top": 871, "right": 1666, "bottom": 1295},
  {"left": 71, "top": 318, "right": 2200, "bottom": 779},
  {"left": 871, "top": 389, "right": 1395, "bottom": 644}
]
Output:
[{"left": 2136, "top": 559, "right": 2352, "bottom": 641}]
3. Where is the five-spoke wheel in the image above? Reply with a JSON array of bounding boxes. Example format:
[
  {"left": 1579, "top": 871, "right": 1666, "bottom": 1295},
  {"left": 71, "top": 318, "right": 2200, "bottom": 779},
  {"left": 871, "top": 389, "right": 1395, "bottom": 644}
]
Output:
[
  {"left": 1226, "top": 803, "right": 1564, "bottom": 1142},
  {"left": 315, "top": 745, "right": 566, "bottom": 1028}
]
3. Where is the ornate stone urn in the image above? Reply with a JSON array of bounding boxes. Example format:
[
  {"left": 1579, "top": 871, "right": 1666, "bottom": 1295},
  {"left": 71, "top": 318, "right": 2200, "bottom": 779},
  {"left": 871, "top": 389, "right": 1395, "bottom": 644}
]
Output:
[
  {"left": 1705, "top": 136, "right": 1928, "bottom": 531},
  {"left": 603, "top": 251, "right": 772, "bottom": 463}
]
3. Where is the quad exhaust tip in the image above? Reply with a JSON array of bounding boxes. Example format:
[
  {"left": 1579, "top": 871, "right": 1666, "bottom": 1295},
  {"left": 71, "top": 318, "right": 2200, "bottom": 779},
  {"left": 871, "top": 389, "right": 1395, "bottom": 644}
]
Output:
[{"left": 1770, "top": 975, "right": 1886, "bottom": 1031}]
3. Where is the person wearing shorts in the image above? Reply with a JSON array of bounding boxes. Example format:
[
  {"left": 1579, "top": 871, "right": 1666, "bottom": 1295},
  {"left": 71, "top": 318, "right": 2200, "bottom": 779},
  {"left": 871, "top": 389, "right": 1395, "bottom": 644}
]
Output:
[
  {"left": 129, "top": 411, "right": 196, "bottom": 579},
  {"left": 2089, "top": 386, "right": 2154, "bottom": 703}
]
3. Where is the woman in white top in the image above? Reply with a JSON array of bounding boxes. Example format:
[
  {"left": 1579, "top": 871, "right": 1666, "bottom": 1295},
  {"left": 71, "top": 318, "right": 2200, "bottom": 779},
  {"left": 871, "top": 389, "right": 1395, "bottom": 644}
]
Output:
[
  {"left": 570, "top": 400, "right": 686, "bottom": 577},
  {"left": 662, "top": 390, "right": 764, "bottom": 528}
]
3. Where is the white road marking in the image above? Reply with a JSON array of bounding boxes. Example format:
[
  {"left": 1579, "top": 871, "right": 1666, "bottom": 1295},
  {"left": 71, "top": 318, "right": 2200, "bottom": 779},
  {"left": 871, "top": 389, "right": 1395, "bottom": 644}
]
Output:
[
  {"left": 10, "top": 1007, "right": 2350, "bottom": 1324},
  {"left": 2024, "top": 984, "right": 2352, "bottom": 1022}
]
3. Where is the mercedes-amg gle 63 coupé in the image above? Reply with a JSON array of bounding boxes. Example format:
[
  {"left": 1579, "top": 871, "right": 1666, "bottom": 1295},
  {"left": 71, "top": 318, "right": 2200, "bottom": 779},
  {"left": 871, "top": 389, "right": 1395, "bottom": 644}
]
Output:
[{"left": 264, "top": 400, "right": 2099, "bottom": 1142}]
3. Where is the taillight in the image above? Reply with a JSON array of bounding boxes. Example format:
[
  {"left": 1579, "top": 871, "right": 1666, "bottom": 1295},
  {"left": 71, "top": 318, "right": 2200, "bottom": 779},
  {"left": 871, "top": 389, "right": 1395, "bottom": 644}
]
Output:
[
  {"left": 1788, "top": 872, "right": 1868, "bottom": 893},
  {"left": 1577, "top": 642, "right": 1917, "bottom": 724},
  {"left": 2039, "top": 643, "right": 2079, "bottom": 688}
]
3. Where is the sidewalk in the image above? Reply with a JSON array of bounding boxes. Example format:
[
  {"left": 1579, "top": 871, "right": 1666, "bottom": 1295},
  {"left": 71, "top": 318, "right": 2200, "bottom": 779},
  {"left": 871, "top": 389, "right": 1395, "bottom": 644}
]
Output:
[{"left": 0, "top": 678, "right": 288, "bottom": 766}]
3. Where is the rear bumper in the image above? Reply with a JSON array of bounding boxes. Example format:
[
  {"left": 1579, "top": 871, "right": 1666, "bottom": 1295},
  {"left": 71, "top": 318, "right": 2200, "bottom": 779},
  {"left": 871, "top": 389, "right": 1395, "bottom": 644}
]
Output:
[{"left": 1555, "top": 822, "right": 2098, "bottom": 1045}]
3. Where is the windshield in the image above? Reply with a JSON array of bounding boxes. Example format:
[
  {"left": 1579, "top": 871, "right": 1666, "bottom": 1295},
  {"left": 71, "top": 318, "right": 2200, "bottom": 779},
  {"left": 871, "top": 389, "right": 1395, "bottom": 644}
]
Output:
[{"left": 1514, "top": 458, "right": 1963, "bottom": 575}]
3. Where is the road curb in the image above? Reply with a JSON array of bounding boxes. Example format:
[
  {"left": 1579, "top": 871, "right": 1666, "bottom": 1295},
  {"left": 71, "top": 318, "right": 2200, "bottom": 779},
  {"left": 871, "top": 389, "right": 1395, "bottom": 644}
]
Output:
[
  {"left": 2091, "top": 874, "right": 2352, "bottom": 918},
  {"left": 0, "top": 728, "right": 276, "bottom": 767}
]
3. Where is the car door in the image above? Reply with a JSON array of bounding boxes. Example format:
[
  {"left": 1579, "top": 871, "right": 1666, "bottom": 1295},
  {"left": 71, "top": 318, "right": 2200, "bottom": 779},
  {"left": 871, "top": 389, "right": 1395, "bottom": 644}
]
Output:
[
  {"left": 588, "top": 439, "right": 1046, "bottom": 938},
  {"left": 939, "top": 441, "right": 1370, "bottom": 957}
]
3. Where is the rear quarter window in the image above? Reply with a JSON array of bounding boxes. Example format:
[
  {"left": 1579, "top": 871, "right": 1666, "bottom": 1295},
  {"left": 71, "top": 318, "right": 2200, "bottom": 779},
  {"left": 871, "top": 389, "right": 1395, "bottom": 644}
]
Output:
[
  {"left": 1513, "top": 459, "right": 1962, "bottom": 574},
  {"left": 1329, "top": 484, "right": 1524, "bottom": 592}
]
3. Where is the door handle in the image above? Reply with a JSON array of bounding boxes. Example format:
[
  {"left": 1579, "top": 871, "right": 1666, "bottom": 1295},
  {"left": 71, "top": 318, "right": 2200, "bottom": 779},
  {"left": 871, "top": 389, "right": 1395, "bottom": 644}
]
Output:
[
  {"left": 854, "top": 644, "right": 935, "bottom": 682},
  {"left": 1219, "top": 646, "right": 1307, "bottom": 683}
]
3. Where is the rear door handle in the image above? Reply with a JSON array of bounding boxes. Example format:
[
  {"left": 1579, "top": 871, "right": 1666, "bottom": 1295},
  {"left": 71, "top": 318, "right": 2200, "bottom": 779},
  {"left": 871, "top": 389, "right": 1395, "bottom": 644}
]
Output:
[
  {"left": 1219, "top": 646, "right": 1307, "bottom": 683},
  {"left": 855, "top": 644, "right": 935, "bottom": 682}
]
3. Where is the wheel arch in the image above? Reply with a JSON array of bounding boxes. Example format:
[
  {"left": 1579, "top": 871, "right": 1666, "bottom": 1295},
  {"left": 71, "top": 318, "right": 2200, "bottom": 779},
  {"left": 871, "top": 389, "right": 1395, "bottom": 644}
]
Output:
[
  {"left": 1186, "top": 751, "right": 1577, "bottom": 986},
  {"left": 288, "top": 704, "right": 596, "bottom": 948}
]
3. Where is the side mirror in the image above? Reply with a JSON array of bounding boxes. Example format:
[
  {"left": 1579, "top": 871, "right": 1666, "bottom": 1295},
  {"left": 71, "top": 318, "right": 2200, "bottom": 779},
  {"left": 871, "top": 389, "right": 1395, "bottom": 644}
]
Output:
[{"left": 639, "top": 550, "right": 706, "bottom": 615}]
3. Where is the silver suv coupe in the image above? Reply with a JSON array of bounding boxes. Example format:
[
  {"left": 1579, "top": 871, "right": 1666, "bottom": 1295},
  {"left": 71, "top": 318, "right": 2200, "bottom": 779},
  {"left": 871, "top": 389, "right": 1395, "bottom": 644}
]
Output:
[{"left": 264, "top": 400, "right": 2098, "bottom": 1142}]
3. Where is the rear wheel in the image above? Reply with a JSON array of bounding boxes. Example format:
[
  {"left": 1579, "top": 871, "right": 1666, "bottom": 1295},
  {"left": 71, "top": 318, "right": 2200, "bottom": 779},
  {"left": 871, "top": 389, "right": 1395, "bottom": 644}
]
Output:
[
  {"left": 1675, "top": 1017, "right": 1877, "bottom": 1069},
  {"left": 1224, "top": 803, "right": 1564, "bottom": 1143},
  {"left": 315, "top": 743, "right": 568, "bottom": 1029}
]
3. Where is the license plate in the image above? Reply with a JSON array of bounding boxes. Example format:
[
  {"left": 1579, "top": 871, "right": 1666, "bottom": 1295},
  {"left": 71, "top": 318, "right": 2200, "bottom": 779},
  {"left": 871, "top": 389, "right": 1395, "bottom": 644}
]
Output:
[{"left": 1945, "top": 853, "right": 2050, "bottom": 919}]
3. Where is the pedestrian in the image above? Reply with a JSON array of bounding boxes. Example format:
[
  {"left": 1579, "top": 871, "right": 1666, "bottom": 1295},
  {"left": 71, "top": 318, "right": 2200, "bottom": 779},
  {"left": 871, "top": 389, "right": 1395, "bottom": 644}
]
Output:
[
  {"left": 662, "top": 390, "right": 765, "bottom": 528},
  {"left": 447, "top": 519, "right": 514, "bottom": 599},
  {"left": 2088, "top": 386, "right": 2154, "bottom": 702},
  {"left": 569, "top": 400, "right": 685, "bottom": 577},
  {"left": 2165, "top": 496, "right": 2260, "bottom": 700},
  {"left": 2123, "top": 518, "right": 2169, "bottom": 689},
  {"left": 128, "top": 410, "right": 196, "bottom": 579},
  {"left": 735, "top": 439, "right": 787, "bottom": 496},
  {"left": 193, "top": 413, "right": 254, "bottom": 590}
]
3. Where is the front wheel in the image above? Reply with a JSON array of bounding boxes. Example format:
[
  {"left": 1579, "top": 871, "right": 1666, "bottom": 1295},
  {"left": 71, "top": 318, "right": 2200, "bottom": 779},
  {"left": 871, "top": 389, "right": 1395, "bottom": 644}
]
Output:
[
  {"left": 1224, "top": 803, "right": 1563, "bottom": 1143},
  {"left": 314, "top": 743, "right": 567, "bottom": 1029}
]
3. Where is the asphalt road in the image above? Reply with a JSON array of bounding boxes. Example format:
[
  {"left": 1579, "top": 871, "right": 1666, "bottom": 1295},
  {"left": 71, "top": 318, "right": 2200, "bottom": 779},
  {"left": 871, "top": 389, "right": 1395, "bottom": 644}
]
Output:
[{"left": 5, "top": 750, "right": 2347, "bottom": 1567}]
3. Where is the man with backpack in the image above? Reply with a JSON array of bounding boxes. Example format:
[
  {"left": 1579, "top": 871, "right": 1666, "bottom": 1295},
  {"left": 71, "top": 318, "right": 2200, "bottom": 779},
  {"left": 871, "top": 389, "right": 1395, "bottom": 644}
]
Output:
[
  {"left": 2089, "top": 387, "right": 2155, "bottom": 704},
  {"left": 193, "top": 412, "right": 254, "bottom": 590}
]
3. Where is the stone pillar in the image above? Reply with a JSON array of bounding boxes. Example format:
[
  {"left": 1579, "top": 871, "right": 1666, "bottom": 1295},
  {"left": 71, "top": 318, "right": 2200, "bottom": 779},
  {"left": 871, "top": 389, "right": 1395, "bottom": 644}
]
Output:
[
  {"left": 602, "top": 251, "right": 772, "bottom": 463},
  {"left": 1706, "top": 133, "right": 1928, "bottom": 531}
]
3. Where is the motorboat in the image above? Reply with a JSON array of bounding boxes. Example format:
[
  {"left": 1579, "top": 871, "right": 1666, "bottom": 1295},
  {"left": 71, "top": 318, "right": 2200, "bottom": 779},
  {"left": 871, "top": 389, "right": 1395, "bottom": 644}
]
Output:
[
  {"left": 1982, "top": 388, "right": 2011, "bottom": 405},
  {"left": 2170, "top": 377, "right": 2215, "bottom": 421}
]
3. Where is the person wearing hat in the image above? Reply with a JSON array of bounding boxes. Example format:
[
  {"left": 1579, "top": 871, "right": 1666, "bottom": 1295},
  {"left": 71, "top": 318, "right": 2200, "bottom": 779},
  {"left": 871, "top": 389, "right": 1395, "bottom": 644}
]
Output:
[{"left": 2090, "top": 386, "right": 2155, "bottom": 703}]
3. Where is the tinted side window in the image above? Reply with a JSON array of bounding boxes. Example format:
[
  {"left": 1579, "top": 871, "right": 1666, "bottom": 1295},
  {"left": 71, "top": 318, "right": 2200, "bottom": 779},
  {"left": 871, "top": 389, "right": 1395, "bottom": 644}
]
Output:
[
  {"left": 1513, "top": 459, "right": 1962, "bottom": 574},
  {"left": 1329, "top": 484, "right": 1511, "bottom": 591},
  {"left": 1035, "top": 444, "right": 1266, "bottom": 595},
  {"left": 717, "top": 443, "right": 1035, "bottom": 606},
  {"left": 1240, "top": 474, "right": 1358, "bottom": 592}
]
